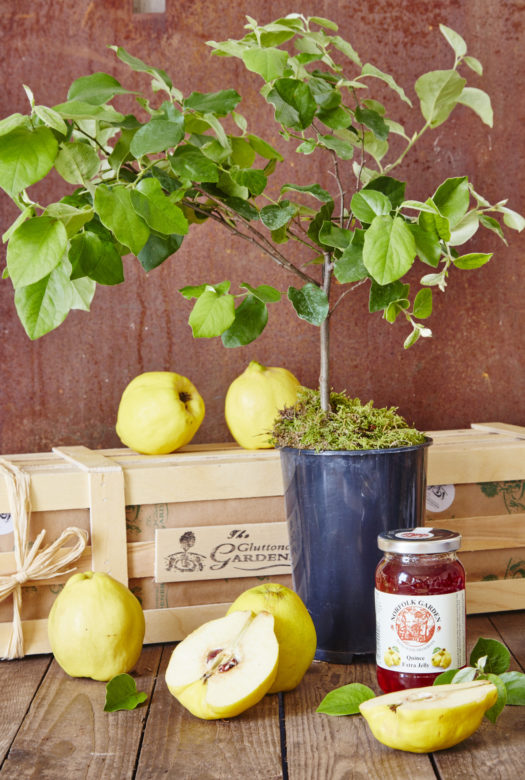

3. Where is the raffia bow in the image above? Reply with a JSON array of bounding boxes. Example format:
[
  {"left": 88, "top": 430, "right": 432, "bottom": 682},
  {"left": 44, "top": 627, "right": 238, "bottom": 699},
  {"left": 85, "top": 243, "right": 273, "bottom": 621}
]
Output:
[{"left": 0, "top": 458, "right": 88, "bottom": 659}]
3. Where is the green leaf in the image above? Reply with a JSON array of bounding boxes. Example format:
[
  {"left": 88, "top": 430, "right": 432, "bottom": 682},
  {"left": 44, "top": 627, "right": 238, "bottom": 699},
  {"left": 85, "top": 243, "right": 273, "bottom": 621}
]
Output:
[
  {"left": 247, "top": 134, "right": 283, "bottom": 161},
  {"left": 369, "top": 279, "right": 409, "bottom": 313},
  {"left": 221, "top": 295, "right": 268, "bottom": 347},
  {"left": 260, "top": 201, "right": 297, "bottom": 230},
  {"left": 330, "top": 35, "right": 361, "bottom": 66},
  {"left": 185, "top": 89, "right": 241, "bottom": 115},
  {"left": 317, "top": 134, "right": 354, "bottom": 160},
  {"left": 138, "top": 232, "right": 184, "bottom": 271},
  {"left": 333, "top": 230, "right": 367, "bottom": 283},
  {"left": 241, "top": 48, "right": 289, "bottom": 81},
  {"left": 287, "top": 283, "right": 329, "bottom": 325},
  {"left": 266, "top": 79, "right": 317, "bottom": 130},
  {"left": 433, "top": 177, "right": 470, "bottom": 226},
  {"left": 54, "top": 141, "right": 100, "bottom": 185},
  {"left": 307, "top": 201, "right": 334, "bottom": 246},
  {"left": 457, "top": 87, "right": 493, "bottom": 127},
  {"left": 497, "top": 205, "right": 525, "bottom": 232},
  {"left": 69, "top": 231, "right": 124, "bottom": 285},
  {"left": 170, "top": 146, "right": 219, "bottom": 182},
  {"left": 104, "top": 674, "right": 148, "bottom": 712},
  {"left": 230, "top": 137, "right": 256, "bottom": 168},
  {"left": 14, "top": 262, "right": 73, "bottom": 339},
  {"left": 499, "top": 671, "right": 525, "bottom": 705},
  {"left": 464, "top": 55, "right": 483, "bottom": 75},
  {"left": 33, "top": 105, "right": 68, "bottom": 135},
  {"left": 439, "top": 25, "right": 467, "bottom": 57},
  {"left": 281, "top": 182, "right": 332, "bottom": 203},
  {"left": 308, "top": 77, "right": 341, "bottom": 110},
  {"left": 0, "top": 113, "right": 30, "bottom": 137},
  {"left": 52, "top": 100, "right": 125, "bottom": 123},
  {"left": 355, "top": 105, "right": 389, "bottom": 140},
  {"left": 413, "top": 288, "right": 433, "bottom": 318},
  {"left": 109, "top": 46, "right": 172, "bottom": 92},
  {"left": 470, "top": 638, "right": 511, "bottom": 675},
  {"left": 419, "top": 208, "right": 451, "bottom": 243},
  {"left": 484, "top": 673, "right": 507, "bottom": 723},
  {"left": 42, "top": 202, "right": 93, "bottom": 237},
  {"left": 415, "top": 69, "right": 466, "bottom": 128},
  {"left": 130, "top": 116, "right": 185, "bottom": 158},
  {"left": 131, "top": 178, "right": 188, "bottom": 235},
  {"left": 361, "top": 63, "right": 412, "bottom": 106},
  {"left": 316, "top": 106, "right": 353, "bottom": 130},
  {"left": 351, "top": 190, "right": 392, "bottom": 223},
  {"left": 363, "top": 215, "right": 416, "bottom": 285},
  {"left": 319, "top": 221, "right": 351, "bottom": 249},
  {"left": 449, "top": 211, "right": 480, "bottom": 246},
  {"left": 0, "top": 126, "right": 58, "bottom": 196},
  {"left": 2, "top": 207, "right": 32, "bottom": 243},
  {"left": 408, "top": 223, "right": 442, "bottom": 267},
  {"left": 230, "top": 168, "right": 267, "bottom": 196},
  {"left": 316, "top": 683, "right": 375, "bottom": 716},
  {"left": 223, "top": 196, "right": 259, "bottom": 221},
  {"left": 433, "top": 668, "right": 463, "bottom": 685},
  {"left": 480, "top": 214, "right": 506, "bottom": 242},
  {"left": 240, "top": 283, "right": 281, "bottom": 303},
  {"left": 188, "top": 287, "right": 236, "bottom": 337},
  {"left": 94, "top": 184, "right": 150, "bottom": 256},
  {"left": 451, "top": 666, "right": 478, "bottom": 683},
  {"left": 453, "top": 252, "right": 492, "bottom": 270},
  {"left": 70, "top": 276, "right": 96, "bottom": 311},
  {"left": 68, "top": 72, "right": 131, "bottom": 105},
  {"left": 363, "top": 176, "right": 406, "bottom": 209},
  {"left": 7, "top": 217, "right": 68, "bottom": 288}
]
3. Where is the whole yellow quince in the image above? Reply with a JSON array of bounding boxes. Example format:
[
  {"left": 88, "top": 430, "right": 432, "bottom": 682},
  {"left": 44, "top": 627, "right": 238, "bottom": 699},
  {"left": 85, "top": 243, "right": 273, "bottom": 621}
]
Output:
[
  {"left": 48, "top": 572, "right": 145, "bottom": 681},
  {"left": 227, "top": 582, "right": 316, "bottom": 692},
  {"left": 224, "top": 361, "right": 300, "bottom": 449},
  {"left": 359, "top": 680, "right": 498, "bottom": 753},
  {"left": 116, "top": 371, "right": 205, "bottom": 454}
]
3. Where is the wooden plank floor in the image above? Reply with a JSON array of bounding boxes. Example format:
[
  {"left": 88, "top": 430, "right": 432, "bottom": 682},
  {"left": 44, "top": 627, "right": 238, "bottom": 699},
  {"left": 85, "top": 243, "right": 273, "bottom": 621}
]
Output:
[{"left": 1, "top": 612, "right": 524, "bottom": 779}]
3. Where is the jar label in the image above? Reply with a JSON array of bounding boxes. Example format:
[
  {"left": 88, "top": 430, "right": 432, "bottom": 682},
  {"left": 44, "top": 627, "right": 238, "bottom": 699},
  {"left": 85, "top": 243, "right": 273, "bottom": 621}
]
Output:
[{"left": 375, "top": 589, "right": 466, "bottom": 674}]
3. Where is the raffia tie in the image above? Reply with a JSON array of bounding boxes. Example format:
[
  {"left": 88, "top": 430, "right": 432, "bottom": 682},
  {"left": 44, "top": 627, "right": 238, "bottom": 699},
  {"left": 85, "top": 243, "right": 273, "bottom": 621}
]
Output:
[{"left": 0, "top": 458, "right": 88, "bottom": 660}]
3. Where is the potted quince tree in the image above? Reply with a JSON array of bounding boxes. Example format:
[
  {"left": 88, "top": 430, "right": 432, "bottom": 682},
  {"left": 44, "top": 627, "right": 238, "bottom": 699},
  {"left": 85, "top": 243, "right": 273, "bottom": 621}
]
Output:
[{"left": 0, "top": 14, "right": 523, "bottom": 660}]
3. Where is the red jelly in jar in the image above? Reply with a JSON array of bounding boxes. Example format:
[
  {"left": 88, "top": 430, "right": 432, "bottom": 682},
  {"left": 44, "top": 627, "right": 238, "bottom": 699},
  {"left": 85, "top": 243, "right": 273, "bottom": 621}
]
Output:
[{"left": 375, "top": 527, "right": 466, "bottom": 693}]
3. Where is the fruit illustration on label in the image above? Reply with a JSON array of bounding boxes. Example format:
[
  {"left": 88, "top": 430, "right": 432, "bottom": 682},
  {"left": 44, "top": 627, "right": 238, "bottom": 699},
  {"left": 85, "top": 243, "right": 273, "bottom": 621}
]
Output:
[
  {"left": 165, "top": 610, "right": 279, "bottom": 719},
  {"left": 383, "top": 646, "right": 401, "bottom": 667},
  {"left": 395, "top": 605, "right": 436, "bottom": 646},
  {"left": 359, "top": 680, "right": 498, "bottom": 752},
  {"left": 432, "top": 647, "right": 452, "bottom": 668}
]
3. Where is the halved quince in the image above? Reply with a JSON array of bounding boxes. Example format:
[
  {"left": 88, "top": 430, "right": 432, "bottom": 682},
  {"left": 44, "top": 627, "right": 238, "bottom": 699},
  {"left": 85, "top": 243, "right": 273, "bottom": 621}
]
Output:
[
  {"left": 359, "top": 680, "right": 498, "bottom": 752},
  {"left": 165, "top": 610, "right": 279, "bottom": 719}
]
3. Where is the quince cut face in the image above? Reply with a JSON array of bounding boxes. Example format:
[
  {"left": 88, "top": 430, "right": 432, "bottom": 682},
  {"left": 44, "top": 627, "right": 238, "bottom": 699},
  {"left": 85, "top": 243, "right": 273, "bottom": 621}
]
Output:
[
  {"left": 116, "top": 370, "right": 205, "bottom": 454},
  {"left": 224, "top": 361, "right": 300, "bottom": 449},
  {"left": 227, "top": 582, "right": 317, "bottom": 693},
  {"left": 165, "top": 610, "right": 279, "bottom": 720},
  {"left": 359, "top": 680, "right": 498, "bottom": 753}
]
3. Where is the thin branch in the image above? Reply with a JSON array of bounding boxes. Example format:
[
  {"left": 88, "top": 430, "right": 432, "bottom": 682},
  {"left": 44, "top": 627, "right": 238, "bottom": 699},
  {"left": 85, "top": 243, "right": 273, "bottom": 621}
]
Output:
[
  {"left": 184, "top": 195, "right": 319, "bottom": 286},
  {"left": 329, "top": 277, "right": 369, "bottom": 315}
]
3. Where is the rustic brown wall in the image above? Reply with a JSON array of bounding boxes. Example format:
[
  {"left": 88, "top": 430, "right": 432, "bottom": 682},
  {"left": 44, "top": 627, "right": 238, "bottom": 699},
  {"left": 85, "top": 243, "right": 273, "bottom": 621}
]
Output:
[{"left": 1, "top": 0, "right": 524, "bottom": 454}]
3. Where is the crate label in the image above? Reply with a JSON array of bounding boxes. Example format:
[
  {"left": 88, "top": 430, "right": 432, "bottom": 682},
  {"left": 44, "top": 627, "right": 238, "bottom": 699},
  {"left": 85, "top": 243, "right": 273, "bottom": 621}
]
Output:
[
  {"left": 0, "top": 513, "right": 13, "bottom": 536},
  {"left": 426, "top": 484, "right": 455, "bottom": 513},
  {"left": 154, "top": 522, "right": 291, "bottom": 582}
]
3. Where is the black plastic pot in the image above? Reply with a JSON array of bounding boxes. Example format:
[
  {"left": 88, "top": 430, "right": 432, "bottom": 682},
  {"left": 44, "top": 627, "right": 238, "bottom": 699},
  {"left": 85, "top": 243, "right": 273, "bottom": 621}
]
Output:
[{"left": 279, "top": 438, "right": 432, "bottom": 663}]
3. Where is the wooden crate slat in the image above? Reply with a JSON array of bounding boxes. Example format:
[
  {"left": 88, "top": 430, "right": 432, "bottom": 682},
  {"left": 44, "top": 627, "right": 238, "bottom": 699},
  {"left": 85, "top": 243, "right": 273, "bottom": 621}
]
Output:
[
  {"left": 466, "top": 578, "right": 525, "bottom": 614},
  {"left": 425, "top": 514, "right": 525, "bottom": 551}
]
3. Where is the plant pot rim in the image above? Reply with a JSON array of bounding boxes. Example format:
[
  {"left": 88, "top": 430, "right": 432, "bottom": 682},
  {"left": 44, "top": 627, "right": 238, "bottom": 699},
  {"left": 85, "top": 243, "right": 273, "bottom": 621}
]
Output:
[{"left": 278, "top": 435, "right": 433, "bottom": 457}]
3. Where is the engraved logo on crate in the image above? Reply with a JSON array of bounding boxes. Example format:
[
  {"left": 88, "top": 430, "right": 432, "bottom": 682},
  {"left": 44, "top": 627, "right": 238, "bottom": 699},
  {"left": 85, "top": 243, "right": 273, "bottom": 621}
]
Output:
[
  {"left": 0, "top": 513, "right": 13, "bottom": 536},
  {"left": 155, "top": 522, "right": 291, "bottom": 583},
  {"left": 426, "top": 484, "right": 455, "bottom": 513}
]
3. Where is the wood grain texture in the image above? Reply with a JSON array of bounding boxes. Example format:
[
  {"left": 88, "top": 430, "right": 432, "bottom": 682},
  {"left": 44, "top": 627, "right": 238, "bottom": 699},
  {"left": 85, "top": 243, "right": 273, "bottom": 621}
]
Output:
[
  {"left": 0, "top": 646, "right": 162, "bottom": 779},
  {"left": 283, "top": 658, "right": 436, "bottom": 780},
  {"left": 134, "top": 645, "right": 283, "bottom": 779},
  {"left": 0, "top": 654, "right": 51, "bottom": 763}
]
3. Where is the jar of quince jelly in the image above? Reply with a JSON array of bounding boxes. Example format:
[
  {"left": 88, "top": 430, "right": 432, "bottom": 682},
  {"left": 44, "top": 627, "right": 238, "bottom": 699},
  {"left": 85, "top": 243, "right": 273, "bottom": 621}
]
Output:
[{"left": 375, "top": 527, "right": 466, "bottom": 693}]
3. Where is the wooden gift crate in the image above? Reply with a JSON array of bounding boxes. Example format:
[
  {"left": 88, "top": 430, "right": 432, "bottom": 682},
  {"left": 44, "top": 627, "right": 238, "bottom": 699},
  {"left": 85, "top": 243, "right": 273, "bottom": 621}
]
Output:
[{"left": 1, "top": 422, "right": 525, "bottom": 657}]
